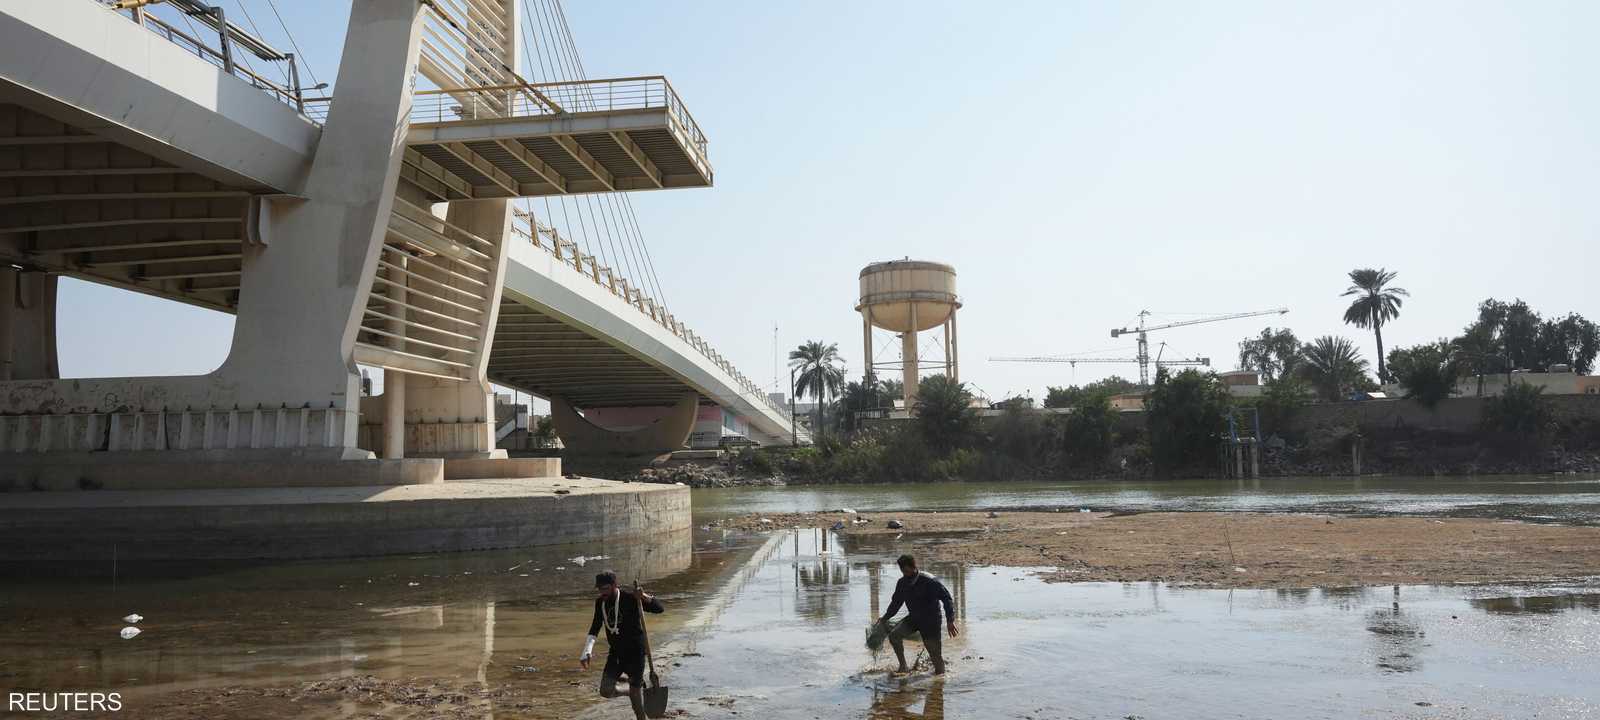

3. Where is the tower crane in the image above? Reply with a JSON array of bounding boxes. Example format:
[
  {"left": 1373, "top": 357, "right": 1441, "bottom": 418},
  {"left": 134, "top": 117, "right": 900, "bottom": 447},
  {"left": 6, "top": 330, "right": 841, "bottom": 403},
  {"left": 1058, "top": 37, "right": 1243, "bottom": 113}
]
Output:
[
  {"left": 1111, "top": 308, "right": 1288, "bottom": 386},
  {"left": 991, "top": 343, "right": 1209, "bottom": 375}
]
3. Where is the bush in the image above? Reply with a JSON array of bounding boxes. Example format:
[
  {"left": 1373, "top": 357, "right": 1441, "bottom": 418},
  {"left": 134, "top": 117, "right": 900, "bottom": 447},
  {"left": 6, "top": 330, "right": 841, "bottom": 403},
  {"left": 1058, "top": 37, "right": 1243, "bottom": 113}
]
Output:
[
  {"left": 1483, "top": 382, "right": 1553, "bottom": 437},
  {"left": 1146, "top": 369, "right": 1231, "bottom": 475},
  {"left": 741, "top": 448, "right": 776, "bottom": 475},
  {"left": 987, "top": 405, "right": 1053, "bottom": 470},
  {"left": 1059, "top": 392, "right": 1118, "bottom": 469}
]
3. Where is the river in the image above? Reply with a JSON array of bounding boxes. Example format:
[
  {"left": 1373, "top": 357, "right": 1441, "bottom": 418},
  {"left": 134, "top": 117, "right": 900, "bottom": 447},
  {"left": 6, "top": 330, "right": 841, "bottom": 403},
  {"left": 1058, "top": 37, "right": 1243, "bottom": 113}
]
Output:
[
  {"left": 2, "top": 475, "right": 1597, "bottom": 718},
  {"left": 695, "top": 473, "right": 1600, "bottom": 525}
]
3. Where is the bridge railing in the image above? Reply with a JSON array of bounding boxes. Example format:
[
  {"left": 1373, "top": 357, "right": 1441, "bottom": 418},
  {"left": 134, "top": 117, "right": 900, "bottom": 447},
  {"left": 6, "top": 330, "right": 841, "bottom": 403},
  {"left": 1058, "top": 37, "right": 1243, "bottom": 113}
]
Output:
[
  {"left": 410, "top": 76, "right": 709, "bottom": 163},
  {"left": 508, "top": 208, "right": 788, "bottom": 420},
  {"left": 95, "top": 0, "right": 321, "bottom": 122}
]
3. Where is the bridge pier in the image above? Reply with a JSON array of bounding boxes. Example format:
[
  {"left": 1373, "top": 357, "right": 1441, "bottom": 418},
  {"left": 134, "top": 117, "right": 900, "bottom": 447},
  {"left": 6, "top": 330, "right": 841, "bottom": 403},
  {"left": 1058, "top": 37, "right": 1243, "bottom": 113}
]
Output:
[
  {"left": 550, "top": 393, "right": 698, "bottom": 458},
  {"left": 0, "top": 268, "right": 57, "bottom": 382},
  {"left": 0, "top": 0, "right": 427, "bottom": 464}
]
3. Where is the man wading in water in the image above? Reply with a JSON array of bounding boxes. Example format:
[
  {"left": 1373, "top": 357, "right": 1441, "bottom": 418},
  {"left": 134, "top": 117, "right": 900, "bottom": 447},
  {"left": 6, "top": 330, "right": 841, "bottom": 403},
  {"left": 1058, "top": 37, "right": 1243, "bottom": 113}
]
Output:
[
  {"left": 880, "top": 554, "right": 958, "bottom": 675},
  {"left": 579, "top": 570, "right": 663, "bottom": 720}
]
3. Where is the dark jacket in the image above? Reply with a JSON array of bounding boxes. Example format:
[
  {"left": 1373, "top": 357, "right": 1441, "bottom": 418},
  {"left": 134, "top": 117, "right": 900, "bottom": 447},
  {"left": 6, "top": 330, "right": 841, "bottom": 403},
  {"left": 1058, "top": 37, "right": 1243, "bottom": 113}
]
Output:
[
  {"left": 588, "top": 589, "right": 663, "bottom": 651},
  {"left": 882, "top": 571, "right": 955, "bottom": 634}
]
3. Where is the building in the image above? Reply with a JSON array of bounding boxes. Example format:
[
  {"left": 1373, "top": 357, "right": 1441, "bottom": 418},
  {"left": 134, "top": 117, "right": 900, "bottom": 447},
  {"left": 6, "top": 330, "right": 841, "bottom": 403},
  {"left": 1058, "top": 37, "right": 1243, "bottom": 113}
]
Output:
[
  {"left": 1453, "top": 368, "right": 1599, "bottom": 397},
  {"left": 1218, "top": 370, "right": 1263, "bottom": 398}
]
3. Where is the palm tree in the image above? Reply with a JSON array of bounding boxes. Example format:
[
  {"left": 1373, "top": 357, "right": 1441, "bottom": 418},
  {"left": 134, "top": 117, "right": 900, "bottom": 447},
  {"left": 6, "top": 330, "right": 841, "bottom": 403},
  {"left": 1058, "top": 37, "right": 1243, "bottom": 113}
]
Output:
[
  {"left": 788, "top": 340, "right": 845, "bottom": 435},
  {"left": 1300, "top": 336, "right": 1370, "bottom": 401},
  {"left": 879, "top": 378, "right": 904, "bottom": 406},
  {"left": 913, "top": 374, "right": 975, "bottom": 452},
  {"left": 837, "top": 379, "right": 880, "bottom": 433},
  {"left": 1341, "top": 268, "right": 1408, "bottom": 383}
]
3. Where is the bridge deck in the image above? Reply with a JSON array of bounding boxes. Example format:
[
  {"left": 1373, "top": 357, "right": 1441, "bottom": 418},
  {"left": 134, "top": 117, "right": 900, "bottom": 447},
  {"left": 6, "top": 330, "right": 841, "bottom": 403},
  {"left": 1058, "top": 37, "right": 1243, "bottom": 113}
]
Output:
[{"left": 403, "top": 77, "right": 711, "bottom": 200}]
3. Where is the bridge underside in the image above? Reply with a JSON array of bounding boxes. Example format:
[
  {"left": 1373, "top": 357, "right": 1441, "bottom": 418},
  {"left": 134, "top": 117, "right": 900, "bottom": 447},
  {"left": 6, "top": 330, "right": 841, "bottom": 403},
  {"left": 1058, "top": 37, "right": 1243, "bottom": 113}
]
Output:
[
  {"left": 488, "top": 298, "right": 704, "bottom": 409},
  {"left": 405, "top": 107, "right": 711, "bottom": 201},
  {"left": 0, "top": 101, "right": 252, "bottom": 312}
]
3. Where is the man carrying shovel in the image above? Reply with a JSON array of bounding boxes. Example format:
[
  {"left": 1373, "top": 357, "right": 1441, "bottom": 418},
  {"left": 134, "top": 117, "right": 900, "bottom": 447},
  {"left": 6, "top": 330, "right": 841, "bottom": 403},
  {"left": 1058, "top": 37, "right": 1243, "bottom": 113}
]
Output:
[{"left": 580, "top": 570, "right": 663, "bottom": 720}]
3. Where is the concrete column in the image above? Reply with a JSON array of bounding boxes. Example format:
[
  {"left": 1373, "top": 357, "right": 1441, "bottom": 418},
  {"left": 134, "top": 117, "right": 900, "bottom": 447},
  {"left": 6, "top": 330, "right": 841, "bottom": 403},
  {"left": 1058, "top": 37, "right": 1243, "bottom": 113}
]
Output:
[
  {"left": 902, "top": 302, "right": 919, "bottom": 406},
  {"left": 942, "top": 317, "right": 952, "bottom": 378},
  {"left": 949, "top": 308, "right": 959, "bottom": 384},
  {"left": 383, "top": 258, "right": 407, "bottom": 460},
  {"left": 0, "top": 269, "right": 59, "bottom": 382},
  {"left": 861, "top": 307, "right": 873, "bottom": 386},
  {"left": 0, "top": 268, "right": 13, "bottom": 382},
  {"left": 216, "top": 0, "right": 426, "bottom": 457}
]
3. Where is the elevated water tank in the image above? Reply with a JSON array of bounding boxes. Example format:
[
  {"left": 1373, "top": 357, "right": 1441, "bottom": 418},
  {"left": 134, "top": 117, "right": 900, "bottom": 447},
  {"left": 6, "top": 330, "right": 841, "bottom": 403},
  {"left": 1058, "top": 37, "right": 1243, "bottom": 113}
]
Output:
[{"left": 855, "top": 260, "right": 961, "bottom": 407}]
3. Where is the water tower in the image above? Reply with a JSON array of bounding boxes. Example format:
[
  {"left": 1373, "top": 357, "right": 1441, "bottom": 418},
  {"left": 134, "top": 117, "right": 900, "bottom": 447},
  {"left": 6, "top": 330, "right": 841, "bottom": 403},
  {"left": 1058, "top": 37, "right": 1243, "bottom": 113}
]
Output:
[{"left": 856, "top": 260, "right": 961, "bottom": 408}]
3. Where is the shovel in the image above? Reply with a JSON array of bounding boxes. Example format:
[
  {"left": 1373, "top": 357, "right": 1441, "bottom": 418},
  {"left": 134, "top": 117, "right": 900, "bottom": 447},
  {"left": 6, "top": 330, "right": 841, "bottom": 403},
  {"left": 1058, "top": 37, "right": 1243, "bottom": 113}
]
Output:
[{"left": 634, "top": 581, "right": 669, "bottom": 718}]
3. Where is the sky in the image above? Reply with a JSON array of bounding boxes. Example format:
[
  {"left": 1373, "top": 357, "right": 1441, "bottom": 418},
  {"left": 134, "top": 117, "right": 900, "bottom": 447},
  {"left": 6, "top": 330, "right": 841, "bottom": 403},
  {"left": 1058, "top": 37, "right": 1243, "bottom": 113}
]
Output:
[{"left": 57, "top": 1, "right": 1598, "bottom": 404}]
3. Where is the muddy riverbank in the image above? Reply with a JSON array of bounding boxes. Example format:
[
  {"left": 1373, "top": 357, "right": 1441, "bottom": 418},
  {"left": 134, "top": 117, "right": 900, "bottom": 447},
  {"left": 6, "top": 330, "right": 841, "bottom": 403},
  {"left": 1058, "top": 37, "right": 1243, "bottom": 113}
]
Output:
[{"left": 712, "top": 510, "right": 1600, "bottom": 588}]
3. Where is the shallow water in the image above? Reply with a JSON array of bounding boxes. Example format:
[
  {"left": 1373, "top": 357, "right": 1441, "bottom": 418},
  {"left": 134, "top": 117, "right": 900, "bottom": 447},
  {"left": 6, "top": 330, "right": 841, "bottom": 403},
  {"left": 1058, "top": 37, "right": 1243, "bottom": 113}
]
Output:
[
  {"left": 694, "top": 474, "right": 1600, "bottom": 525},
  {"left": 3, "top": 483, "right": 1599, "bottom": 718},
  {"left": 582, "top": 528, "right": 1600, "bottom": 720},
  {"left": 8, "top": 526, "right": 1595, "bottom": 719}
]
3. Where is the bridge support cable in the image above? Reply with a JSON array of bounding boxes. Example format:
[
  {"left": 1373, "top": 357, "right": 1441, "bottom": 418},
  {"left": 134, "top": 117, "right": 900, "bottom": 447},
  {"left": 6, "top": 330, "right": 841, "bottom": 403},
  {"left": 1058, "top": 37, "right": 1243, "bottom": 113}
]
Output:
[{"left": 531, "top": 0, "right": 672, "bottom": 314}]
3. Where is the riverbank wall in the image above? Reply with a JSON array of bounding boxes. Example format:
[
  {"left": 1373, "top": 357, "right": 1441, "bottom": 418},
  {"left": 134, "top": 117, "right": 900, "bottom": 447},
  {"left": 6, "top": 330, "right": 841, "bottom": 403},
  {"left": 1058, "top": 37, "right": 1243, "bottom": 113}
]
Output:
[{"left": 0, "top": 477, "right": 691, "bottom": 561}]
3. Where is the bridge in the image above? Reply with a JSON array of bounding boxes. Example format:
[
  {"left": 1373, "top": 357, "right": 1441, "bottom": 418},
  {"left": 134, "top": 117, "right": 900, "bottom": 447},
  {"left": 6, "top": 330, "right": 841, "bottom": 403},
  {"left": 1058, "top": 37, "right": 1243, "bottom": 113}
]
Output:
[{"left": 0, "top": 0, "right": 803, "bottom": 489}]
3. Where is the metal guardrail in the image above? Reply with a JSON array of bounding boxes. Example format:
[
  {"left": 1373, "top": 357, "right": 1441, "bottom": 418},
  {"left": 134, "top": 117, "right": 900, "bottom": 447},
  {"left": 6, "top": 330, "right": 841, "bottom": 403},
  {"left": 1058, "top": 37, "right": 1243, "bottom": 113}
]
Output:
[
  {"left": 508, "top": 208, "right": 784, "bottom": 419},
  {"left": 410, "top": 76, "right": 709, "bottom": 163},
  {"left": 96, "top": 0, "right": 320, "bottom": 122}
]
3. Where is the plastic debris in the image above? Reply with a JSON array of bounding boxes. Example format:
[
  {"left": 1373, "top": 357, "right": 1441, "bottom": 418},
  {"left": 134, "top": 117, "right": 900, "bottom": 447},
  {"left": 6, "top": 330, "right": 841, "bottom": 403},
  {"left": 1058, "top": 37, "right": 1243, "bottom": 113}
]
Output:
[
  {"left": 758, "top": 517, "right": 773, "bottom": 524},
  {"left": 831, "top": 521, "right": 846, "bottom": 531},
  {"left": 986, "top": 511, "right": 1000, "bottom": 519},
  {"left": 840, "top": 508, "right": 858, "bottom": 514},
  {"left": 119, "top": 627, "right": 141, "bottom": 640},
  {"left": 568, "top": 555, "right": 609, "bottom": 567},
  {"left": 887, "top": 519, "right": 905, "bottom": 529},
  {"left": 122, "top": 614, "right": 143, "bottom": 624},
  {"left": 408, "top": 582, "right": 420, "bottom": 587}
]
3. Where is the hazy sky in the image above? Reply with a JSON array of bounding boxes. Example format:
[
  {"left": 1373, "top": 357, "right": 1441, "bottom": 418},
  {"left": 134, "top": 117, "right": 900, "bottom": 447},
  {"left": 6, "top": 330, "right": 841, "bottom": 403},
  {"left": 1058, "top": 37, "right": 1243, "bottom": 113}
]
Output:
[{"left": 59, "top": 1, "right": 1597, "bottom": 403}]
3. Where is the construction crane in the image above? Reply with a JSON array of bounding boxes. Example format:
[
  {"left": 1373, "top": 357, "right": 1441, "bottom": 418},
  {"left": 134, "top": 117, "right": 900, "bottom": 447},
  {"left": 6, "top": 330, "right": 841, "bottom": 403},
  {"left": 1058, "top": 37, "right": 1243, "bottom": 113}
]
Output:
[
  {"left": 992, "top": 342, "right": 1209, "bottom": 375},
  {"left": 1111, "top": 308, "right": 1289, "bottom": 386}
]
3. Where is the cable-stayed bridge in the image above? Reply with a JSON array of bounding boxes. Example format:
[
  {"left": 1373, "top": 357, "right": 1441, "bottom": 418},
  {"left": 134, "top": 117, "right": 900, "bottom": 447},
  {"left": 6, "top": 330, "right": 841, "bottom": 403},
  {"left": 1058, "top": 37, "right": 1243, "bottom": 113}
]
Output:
[{"left": 0, "top": 0, "right": 805, "bottom": 483}]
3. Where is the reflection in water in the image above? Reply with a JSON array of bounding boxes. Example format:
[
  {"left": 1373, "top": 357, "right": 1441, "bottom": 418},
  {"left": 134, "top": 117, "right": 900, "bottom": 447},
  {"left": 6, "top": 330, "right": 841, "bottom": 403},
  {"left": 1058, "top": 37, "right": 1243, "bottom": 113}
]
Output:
[
  {"left": 868, "top": 676, "right": 945, "bottom": 719},
  {"left": 0, "top": 527, "right": 699, "bottom": 697},
  {"left": 1365, "top": 586, "right": 1427, "bottom": 673},
  {"left": 693, "top": 474, "right": 1600, "bottom": 525},
  {"left": 6, "top": 521, "right": 1600, "bottom": 720},
  {"left": 1469, "top": 593, "right": 1600, "bottom": 615}
]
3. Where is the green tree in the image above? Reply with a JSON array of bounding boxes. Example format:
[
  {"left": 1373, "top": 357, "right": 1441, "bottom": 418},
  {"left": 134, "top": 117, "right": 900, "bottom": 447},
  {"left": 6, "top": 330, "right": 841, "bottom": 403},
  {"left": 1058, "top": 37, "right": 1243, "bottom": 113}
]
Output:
[
  {"left": 1237, "top": 327, "right": 1303, "bottom": 383},
  {"left": 1059, "top": 391, "right": 1119, "bottom": 468},
  {"left": 789, "top": 340, "right": 845, "bottom": 436},
  {"left": 913, "top": 374, "right": 976, "bottom": 454},
  {"left": 1044, "top": 376, "right": 1139, "bottom": 408},
  {"left": 836, "top": 379, "right": 881, "bottom": 433},
  {"left": 994, "top": 395, "right": 1034, "bottom": 410},
  {"left": 1534, "top": 313, "right": 1600, "bottom": 373},
  {"left": 1253, "top": 375, "right": 1311, "bottom": 435},
  {"left": 984, "top": 403, "right": 1053, "bottom": 477},
  {"left": 1454, "top": 299, "right": 1598, "bottom": 376},
  {"left": 1341, "top": 268, "right": 1408, "bottom": 383},
  {"left": 1145, "top": 368, "right": 1231, "bottom": 474},
  {"left": 1300, "top": 336, "right": 1370, "bottom": 401},
  {"left": 532, "top": 416, "right": 557, "bottom": 447},
  {"left": 1387, "top": 340, "right": 1462, "bottom": 408},
  {"left": 879, "top": 378, "right": 904, "bottom": 405}
]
